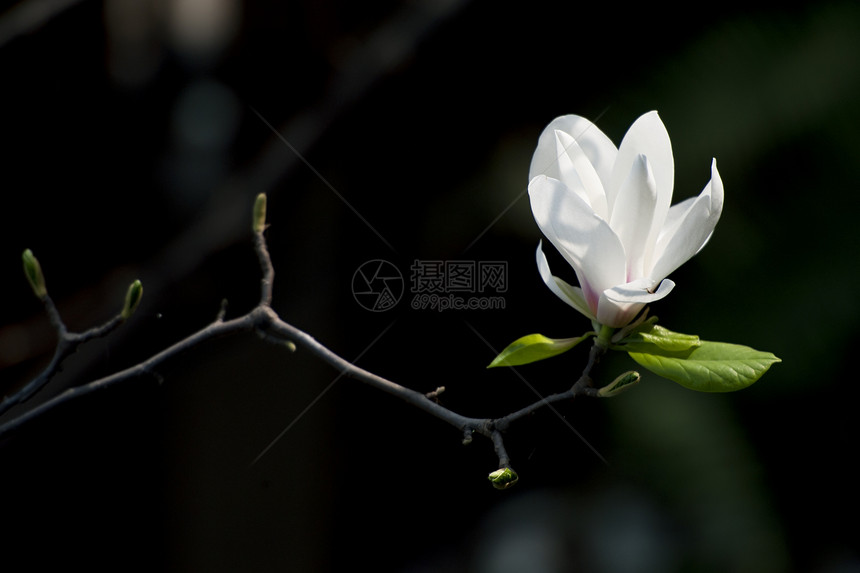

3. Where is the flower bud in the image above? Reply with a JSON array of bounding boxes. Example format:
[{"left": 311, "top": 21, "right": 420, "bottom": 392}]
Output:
[
  {"left": 121, "top": 280, "right": 143, "bottom": 320},
  {"left": 252, "top": 193, "right": 267, "bottom": 233},
  {"left": 598, "top": 371, "right": 641, "bottom": 397},
  {"left": 488, "top": 467, "right": 519, "bottom": 490},
  {"left": 22, "top": 249, "right": 47, "bottom": 299}
]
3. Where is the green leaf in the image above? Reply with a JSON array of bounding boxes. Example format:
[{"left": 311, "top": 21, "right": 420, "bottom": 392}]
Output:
[
  {"left": 628, "top": 341, "right": 781, "bottom": 392},
  {"left": 615, "top": 324, "right": 701, "bottom": 353},
  {"left": 487, "top": 332, "right": 594, "bottom": 368}
]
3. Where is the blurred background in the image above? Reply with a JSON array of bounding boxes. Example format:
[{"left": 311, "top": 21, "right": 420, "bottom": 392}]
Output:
[{"left": 1, "top": 0, "right": 859, "bottom": 571}]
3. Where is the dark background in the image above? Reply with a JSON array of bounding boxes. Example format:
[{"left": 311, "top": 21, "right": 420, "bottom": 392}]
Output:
[{"left": 1, "top": 0, "right": 859, "bottom": 571}]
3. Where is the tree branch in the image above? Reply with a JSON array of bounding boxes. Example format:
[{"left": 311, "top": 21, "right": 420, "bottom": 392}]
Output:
[
  {"left": 0, "top": 195, "right": 610, "bottom": 481},
  {"left": 0, "top": 312, "right": 254, "bottom": 436}
]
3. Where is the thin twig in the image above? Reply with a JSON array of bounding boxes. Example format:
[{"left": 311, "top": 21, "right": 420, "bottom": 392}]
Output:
[
  {"left": 491, "top": 430, "right": 511, "bottom": 468},
  {"left": 0, "top": 313, "right": 254, "bottom": 436},
  {"left": 254, "top": 229, "right": 274, "bottom": 306},
  {"left": 0, "top": 295, "right": 125, "bottom": 417}
]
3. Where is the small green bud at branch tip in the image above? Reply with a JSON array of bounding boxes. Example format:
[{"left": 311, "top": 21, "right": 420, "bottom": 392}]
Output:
[
  {"left": 253, "top": 193, "right": 267, "bottom": 233},
  {"left": 122, "top": 280, "right": 143, "bottom": 320},
  {"left": 22, "top": 249, "right": 47, "bottom": 299},
  {"left": 488, "top": 467, "right": 519, "bottom": 489},
  {"left": 598, "top": 371, "right": 641, "bottom": 397}
]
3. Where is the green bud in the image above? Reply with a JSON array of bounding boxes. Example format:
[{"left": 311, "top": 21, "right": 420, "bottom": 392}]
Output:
[
  {"left": 252, "top": 193, "right": 267, "bottom": 233},
  {"left": 598, "top": 371, "right": 641, "bottom": 397},
  {"left": 22, "top": 249, "right": 47, "bottom": 299},
  {"left": 121, "top": 279, "right": 143, "bottom": 320},
  {"left": 488, "top": 467, "right": 519, "bottom": 490}
]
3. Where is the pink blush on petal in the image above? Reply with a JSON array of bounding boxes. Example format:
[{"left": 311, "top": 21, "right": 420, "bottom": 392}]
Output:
[{"left": 582, "top": 282, "right": 601, "bottom": 317}]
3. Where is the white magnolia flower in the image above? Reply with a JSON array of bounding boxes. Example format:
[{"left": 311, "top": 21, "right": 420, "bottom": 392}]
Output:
[{"left": 528, "top": 111, "right": 723, "bottom": 328}]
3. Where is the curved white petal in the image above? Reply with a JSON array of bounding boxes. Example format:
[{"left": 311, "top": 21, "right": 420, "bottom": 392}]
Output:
[
  {"left": 597, "top": 278, "right": 675, "bottom": 327},
  {"left": 529, "top": 114, "right": 617, "bottom": 187},
  {"left": 552, "top": 129, "right": 609, "bottom": 219},
  {"left": 602, "top": 277, "right": 675, "bottom": 303},
  {"left": 706, "top": 158, "right": 724, "bottom": 214},
  {"left": 595, "top": 298, "right": 644, "bottom": 329},
  {"left": 536, "top": 242, "right": 596, "bottom": 320},
  {"left": 608, "top": 154, "right": 658, "bottom": 281},
  {"left": 657, "top": 195, "right": 697, "bottom": 244},
  {"left": 607, "top": 111, "right": 674, "bottom": 244},
  {"left": 528, "top": 175, "right": 627, "bottom": 305},
  {"left": 649, "top": 160, "right": 724, "bottom": 281},
  {"left": 656, "top": 196, "right": 714, "bottom": 258},
  {"left": 690, "top": 160, "right": 724, "bottom": 255}
]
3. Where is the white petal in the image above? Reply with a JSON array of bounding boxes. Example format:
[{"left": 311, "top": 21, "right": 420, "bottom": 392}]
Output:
[
  {"left": 553, "top": 129, "right": 609, "bottom": 219},
  {"left": 690, "top": 160, "right": 724, "bottom": 254},
  {"left": 529, "top": 114, "right": 617, "bottom": 187},
  {"left": 608, "top": 154, "right": 658, "bottom": 281},
  {"left": 658, "top": 195, "right": 697, "bottom": 245},
  {"left": 602, "top": 277, "right": 676, "bottom": 303},
  {"left": 706, "top": 158, "right": 724, "bottom": 214},
  {"left": 529, "top": 175, "right": 627, "bottom": 304},
  {"left": 607, "top": 111, "right": 674, "bottom": 247},
  {"left": 536, "top": 242, "right": 596, "bottom": 320},
  {"left": 597, "top": 278, "right": 675, "bottom": 327},
  {"left": 649, "top": 160, "right": 724, "bottom": 281}
]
